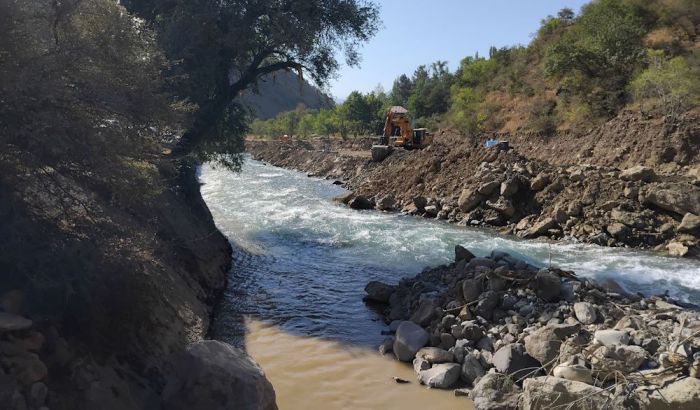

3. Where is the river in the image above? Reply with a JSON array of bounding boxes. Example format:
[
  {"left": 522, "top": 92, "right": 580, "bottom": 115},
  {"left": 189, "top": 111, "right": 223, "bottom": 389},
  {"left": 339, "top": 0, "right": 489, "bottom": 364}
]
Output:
[{"left": 200, "top": 158, "right": 699, "bottom": 409}]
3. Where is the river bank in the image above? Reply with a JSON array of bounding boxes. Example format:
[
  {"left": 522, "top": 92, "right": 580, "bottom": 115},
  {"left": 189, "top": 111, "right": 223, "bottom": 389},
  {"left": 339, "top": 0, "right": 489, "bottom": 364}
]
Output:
[
  {"left": 364, "top": 245, "right": 700, "bottom": 409},
  {"left": 247, "top": 111, "right": 700, "bottom": 258},
  {"left": 0, "top": 162, "right": 276, "bottom": 409}
]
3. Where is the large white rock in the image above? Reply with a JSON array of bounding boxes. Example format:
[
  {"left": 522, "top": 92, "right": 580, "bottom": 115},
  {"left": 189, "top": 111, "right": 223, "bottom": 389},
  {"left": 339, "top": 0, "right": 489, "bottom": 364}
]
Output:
[
  {"left": 573, "top": 302, "right": 596, "bottom": 325},
  {"left": 393, "top": 321, "right": 429, "bottom": 362},
  {"left": 643, "top": 377, "right": 700, "bottom": 410},
  {"left": 521, "top": 377, "right": 615, "bottom": 410},
  {"left": 593, "top": 329, "right": 630, "bottom": 347},
  {"left": 417, "top": 363, "right": 461, "bottom": 389}
]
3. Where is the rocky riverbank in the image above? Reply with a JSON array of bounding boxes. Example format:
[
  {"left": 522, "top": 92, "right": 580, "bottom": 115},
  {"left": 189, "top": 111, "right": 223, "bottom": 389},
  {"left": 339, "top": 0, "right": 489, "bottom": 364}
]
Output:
[
  {"left": 247, "top": 111, "right": 700, "bottom": 258},
  {"left": 364, "top": 245, "right": 700, "bottom": 409},
  {"left": 0, "top": 163, "right": 276, "bottom": 410}
]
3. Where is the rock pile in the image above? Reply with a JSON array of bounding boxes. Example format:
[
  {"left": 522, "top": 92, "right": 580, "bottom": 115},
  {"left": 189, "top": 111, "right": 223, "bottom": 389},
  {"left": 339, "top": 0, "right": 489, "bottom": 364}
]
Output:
[{"left": 366, "top": 245, "right": 700, "bottom": 409}]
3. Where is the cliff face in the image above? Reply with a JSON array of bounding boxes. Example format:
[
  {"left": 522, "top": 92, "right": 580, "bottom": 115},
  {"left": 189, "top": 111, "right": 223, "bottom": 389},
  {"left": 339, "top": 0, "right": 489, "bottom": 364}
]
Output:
[{"left": 0, "top": 162, "right": 243, "bottom": 409}]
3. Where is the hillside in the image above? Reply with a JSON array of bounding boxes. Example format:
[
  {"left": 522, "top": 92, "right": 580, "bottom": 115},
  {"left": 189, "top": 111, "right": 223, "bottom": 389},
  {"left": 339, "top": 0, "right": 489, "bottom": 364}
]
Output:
[{"left": 239, "top": 71, "right": 334, "bottom": 119}]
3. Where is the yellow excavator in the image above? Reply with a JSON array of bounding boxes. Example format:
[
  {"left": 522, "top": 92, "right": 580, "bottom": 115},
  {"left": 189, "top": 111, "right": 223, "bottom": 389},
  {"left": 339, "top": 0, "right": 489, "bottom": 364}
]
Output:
[{"left": 372, "top": 106, "right": 432, "bottom": 161}]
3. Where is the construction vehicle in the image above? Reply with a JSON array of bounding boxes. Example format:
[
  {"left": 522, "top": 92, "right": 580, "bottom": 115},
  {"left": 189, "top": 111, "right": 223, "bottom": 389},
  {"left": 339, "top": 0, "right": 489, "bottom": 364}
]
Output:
[{"left": 372, "top": 106, "right": 433, "bottom": 161}]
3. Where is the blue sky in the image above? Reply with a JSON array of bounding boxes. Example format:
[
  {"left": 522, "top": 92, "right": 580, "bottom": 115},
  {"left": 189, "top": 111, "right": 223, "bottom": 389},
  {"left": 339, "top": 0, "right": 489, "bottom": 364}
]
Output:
[{"left": 329, "top": 0, "right": 591, "bottom": 100}]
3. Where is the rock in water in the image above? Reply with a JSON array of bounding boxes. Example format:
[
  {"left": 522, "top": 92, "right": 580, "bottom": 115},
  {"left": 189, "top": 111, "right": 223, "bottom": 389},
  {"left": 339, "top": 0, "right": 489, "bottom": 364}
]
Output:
[
  {"left": 393, "top": 321, "right": 429, "bottom": 362},
  {"left": 573, "top": 302, "right": 596, "bottom": 325},
  {"left": 162, "top": 341, "right": 277, "bottom": 410},
  {"left": 417, "top": 363, "right": 461, "bottom": 389},
  {"left": 363, "top": 281, "right": 395, "bottom": 303},
  {"left": 455, "top": 245, "right": 475, "bottom": 262}
]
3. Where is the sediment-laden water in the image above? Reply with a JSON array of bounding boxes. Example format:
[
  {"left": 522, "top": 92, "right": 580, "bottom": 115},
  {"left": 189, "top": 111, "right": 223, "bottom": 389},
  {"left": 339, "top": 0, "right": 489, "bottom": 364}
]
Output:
[{"left": 200, "top": 158, "right": 699, "bottom": 408}]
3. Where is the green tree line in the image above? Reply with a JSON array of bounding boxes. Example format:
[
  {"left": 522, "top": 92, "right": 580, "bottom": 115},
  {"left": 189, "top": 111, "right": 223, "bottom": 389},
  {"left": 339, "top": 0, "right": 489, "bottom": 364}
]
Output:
[{"left": 253, "top": 0, "right": 699, "bottom": 139}]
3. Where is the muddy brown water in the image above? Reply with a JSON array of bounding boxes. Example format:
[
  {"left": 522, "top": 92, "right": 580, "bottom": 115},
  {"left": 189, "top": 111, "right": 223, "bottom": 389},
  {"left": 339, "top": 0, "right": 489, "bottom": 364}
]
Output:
[{"left": 245, "top": 318, "right": 470, "bottom": 409}]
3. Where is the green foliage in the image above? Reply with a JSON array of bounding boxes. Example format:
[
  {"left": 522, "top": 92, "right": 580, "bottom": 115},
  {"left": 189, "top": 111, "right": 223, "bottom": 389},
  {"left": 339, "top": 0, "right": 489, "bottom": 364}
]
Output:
[{"left": 631, "top": 51, "right": 700, "bottom": 120}]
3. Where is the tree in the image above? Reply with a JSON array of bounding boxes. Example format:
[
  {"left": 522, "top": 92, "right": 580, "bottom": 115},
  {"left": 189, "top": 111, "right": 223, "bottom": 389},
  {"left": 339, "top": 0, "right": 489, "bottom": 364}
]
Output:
[
  {"left": 390, "top": 74, "right": 413, "bottom": 106},
  {"left": 123, "top": 0, "right": 380, "bottom": 167}
]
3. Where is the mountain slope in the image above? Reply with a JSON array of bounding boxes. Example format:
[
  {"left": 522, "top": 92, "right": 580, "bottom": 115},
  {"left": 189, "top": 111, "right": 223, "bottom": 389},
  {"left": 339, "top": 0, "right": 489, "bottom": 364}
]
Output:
[{"left": 240, "top": 71, "right": 334, "bottom": 119}]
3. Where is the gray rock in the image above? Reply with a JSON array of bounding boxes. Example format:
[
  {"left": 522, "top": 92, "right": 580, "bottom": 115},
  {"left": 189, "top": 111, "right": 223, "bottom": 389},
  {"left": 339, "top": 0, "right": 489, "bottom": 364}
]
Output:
[
  {"left": 375, "top": 195, "right": 395, "bottom": 211},
  {"left": 417, "top": 363, "right": 461, "bottom": 389},
  {"left": 424, "top": 205, "right": 439, "bottom": 217},
  {"left": 378, "top": 337, "right": 394, "bottom": 355},
  {"left": 462, "top": 279, "right": 483, "bottom": 303},
  {"left": 644, "top": 377, "right": 700, "bottom": 410},
  {"left": 348, "top": 196, "right": 373, "bottom": 210},
  {"left": 592, "top": 344, "right": 646, "bottom": 373},
  {"left": 476, "top": 291, "right": 499, "bottom": 320},
  {"left": 606, "top": 223, "right": 631, "bottom": 241},
  {"left": 530, "top": 173, "right": 550, "bottom": 191},
  {"left": 363, "top": 281, "right": 395, "bottom": 303},
  {"left": 458, "top": 189, "right": 482, "bottom": 212},
  {"left": 413, "top": 356, "right": 430, "bottom": 373},
  {"left": 621, "top": 166, "right": 656, "bottom": 182},
  {"left": 573, "top": 302, "right": 596, "bottom": 325},
  {"left": 469, "top": 373, "right": 519, "bottom": 410},
  {"left": 523, "top": 218, "right": 557, "bottom": 239},
  {"left": 521, "top": 377, "right": 613, "bottom": 410},
  {"left": 535, "top": 270, "right": 561, "bottom": 302},
  {"left": 524, "top": 323, "right": 580, "bottom": 366},
  {"left": 679, "top": 213, "right": 700, "bottom": 232},
  {"left": 413, "top": 196, "right": 428, "bottom": 211},
  {"left": 461, "top": 352, "right": 486, "bottom": 385},
  {"left": 493, "top": 343, "right": 540, "bottom": 380},
  {"left": 478, "top": 180, "right": 501, "bottom": 196},
  {"left": 409, "top": 300, "right": 441, "bottom": 327},
  {"left": 500, "top": 179, "right": 519, "bottom": 198},
  {"left": 393, "top": 321, "right": 429, "bottom": 362},
  {"left": 455, "top": 245, "right": 476, "bottom": 262},
  {"left": 0, "top": 313, "right": 32, "bottom": 332},
  {"left": 667, "top": 241, "right": 690, "bottom": 257},
  {"left": 552, "top": 364, "right": 593, "bottom": 384},
  {"left": 161, "top": 340, "right": 277, "bottom": 410},
  {"left": 415, "top": 347, "right": 454, "bottom": 364},
  {"left": 640, "top": 183, "right": 700, "bottom": 216},
  {"left": 593, "top": 329, "right": 630, "bottom": 347},
  {"left": 28, "top": 382, "right": 48, "bottom": 408}
]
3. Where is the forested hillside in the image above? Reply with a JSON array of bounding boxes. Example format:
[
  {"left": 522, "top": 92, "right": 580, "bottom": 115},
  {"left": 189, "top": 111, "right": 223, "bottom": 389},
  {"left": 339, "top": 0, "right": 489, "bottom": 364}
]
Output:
[{"left": 251, "top": 0, "right": 699, "bottom": 138}]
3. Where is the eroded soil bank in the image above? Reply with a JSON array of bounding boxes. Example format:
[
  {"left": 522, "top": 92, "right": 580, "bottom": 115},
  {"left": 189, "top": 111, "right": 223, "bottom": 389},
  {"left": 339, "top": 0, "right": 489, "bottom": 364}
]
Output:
[{"left": 247, "top": 110, "right": 700, "bottom": 258}]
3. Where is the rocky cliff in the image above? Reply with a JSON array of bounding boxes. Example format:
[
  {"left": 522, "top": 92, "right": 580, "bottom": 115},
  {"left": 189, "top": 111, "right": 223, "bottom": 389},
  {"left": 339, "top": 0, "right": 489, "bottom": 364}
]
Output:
[
  {"left": 0, "top": 162, "right": 276, "bottom": 410},
  {"left": 247, "top": 110, "right": 700, "bottom": 257}
]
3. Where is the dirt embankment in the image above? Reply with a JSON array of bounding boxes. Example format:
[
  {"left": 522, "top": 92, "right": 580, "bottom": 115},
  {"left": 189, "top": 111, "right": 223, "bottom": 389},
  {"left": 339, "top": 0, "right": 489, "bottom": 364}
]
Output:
[
  {"left": 0, "top": 163, "right": 276, "bottom": 409},
  {"left": 247, "top": 110, "right": 700, "bottom": 257}
]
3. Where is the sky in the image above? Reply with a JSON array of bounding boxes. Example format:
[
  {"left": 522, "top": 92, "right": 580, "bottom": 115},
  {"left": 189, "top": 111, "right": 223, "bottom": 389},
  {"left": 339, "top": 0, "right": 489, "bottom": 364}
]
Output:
[{"left": 329, "top": 0, "right": 591, "bottom": 100}]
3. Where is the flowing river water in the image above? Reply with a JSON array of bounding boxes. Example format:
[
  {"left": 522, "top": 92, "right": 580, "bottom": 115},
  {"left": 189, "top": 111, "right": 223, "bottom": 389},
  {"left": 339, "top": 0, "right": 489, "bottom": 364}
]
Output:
[{"left": 200, "top": 159, "right": 699, "bottom": 409}]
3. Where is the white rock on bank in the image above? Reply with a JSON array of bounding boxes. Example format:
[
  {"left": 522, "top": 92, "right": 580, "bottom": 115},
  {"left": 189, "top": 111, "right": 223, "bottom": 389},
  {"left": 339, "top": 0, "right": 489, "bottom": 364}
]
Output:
[
  {"left": 417, "top": 363, "right": 461, "bottom": 389},
  {"left": 393, "top": 321, "right": 429, "bottom": 362}
]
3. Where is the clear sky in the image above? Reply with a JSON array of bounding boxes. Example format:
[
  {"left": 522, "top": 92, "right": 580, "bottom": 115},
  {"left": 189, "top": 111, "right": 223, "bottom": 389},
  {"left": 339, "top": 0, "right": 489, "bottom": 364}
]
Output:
[{"left": 329, "top": 0, "right": 591, "bottom": 100}]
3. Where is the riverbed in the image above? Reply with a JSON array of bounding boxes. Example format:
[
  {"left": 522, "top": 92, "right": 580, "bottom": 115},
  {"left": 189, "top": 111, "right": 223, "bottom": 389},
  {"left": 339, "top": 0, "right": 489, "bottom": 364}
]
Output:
[{"left": 200, "top": 158, "right": 699, "bottom": 409}]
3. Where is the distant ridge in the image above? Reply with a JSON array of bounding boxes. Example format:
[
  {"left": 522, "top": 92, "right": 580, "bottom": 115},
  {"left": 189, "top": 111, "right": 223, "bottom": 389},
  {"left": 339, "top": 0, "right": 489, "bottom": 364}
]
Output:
[{"left": 240, "top": 70, "right": 334, "bottom": 119}]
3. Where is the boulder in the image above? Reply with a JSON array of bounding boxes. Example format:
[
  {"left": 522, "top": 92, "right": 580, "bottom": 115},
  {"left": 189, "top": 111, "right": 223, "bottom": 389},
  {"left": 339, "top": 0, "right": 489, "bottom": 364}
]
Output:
[
  {"left": 593, "top": 329, "right": 629, "bottom": 347},
  {"left": 393, "top": 321, "right": 429, "bottom": 362},
  {"left": 606, "top": 223, "right": 631, "bottom": 241},
  {"left": 640, "top": 183, "right": 700, "bottom": 216},
  {"left": 621, "top": 166, "right": 656, "bottom": 182},
  {"left": 530, "top": 173, "right": 550, "bottom": 191},
  {"left": 413, "top": 196, "right": 428, "bottom": 211},
  {"left": 415, "top": 347, "right": 454, "bottom": 364},
  {"left": 417, "top": 363, "right": 461, "bottom": 389},
  {"left": 679, "top": 213, "right": 700, "bottom": 232},
  {"left": 667, "top": 241, "right": 689, "bottom": 257},
  {"left": 493, "top": 343, "right": 540, "bottom": 380},
  {"left": 645, "top": 377, "right": 700, "bottom": 410},
  {"left": 470, "top": 373, "right": 519, "bottom": 410},
  {"left": 455, "top": 245, "right": 476, "bottom": 262},
  {"left": 500, "top": 179, "right": 519, "bottom": 198},
  {"left": 461, "top": 352, "right": 486, "bottom": 385},
  {"left": 363, "top": 281, "right": 395, "bottom": 304},
  {"left": 424, "top": 205, "right": 439, "bottom": 217},
  {"left": 458, "top": 189, "right": 482, "bottom": 212},
  {"left": 535, "top": 270, "right": 561, "bottom": 302},
  {"left": 409, "top": 300, "right": 441, "bottom": 327},
  {"left": 478, "top": 180, "right": 501, "bottom": 196},
  {"left": 523, "top": 218, "right": 557, "bottom": 239},
  {"left": 348, "top": 196, "right": 373, "bottom": 210},
  {"left": 552, "top": 364, "right": 593, "bottom": 384},
  {"left": 573, "top": 302, "right": 596, "bottom": 325},
  {"left": 462, "top": 279, "right": 483, "bottom": 303},
  {"left": 475, "top": 291, "right": 500, "bottom": 320},
  {"left": 375, "top": 195, "right": 395, "bottom": 211},
  {"left": 592, "top": 344, "right": 646, "bottom": 373},
  {"left": 524, "top": 323, "right": 580, "bottom": 366},
  {"left": 161, "top": 341, "right": 277, "bottom": 410},
  {"left": 0, "top": 313, "right": 32, "bottom": 332},
  {"left": 521, "top": 377, "right": 612, "bottom": 410},
  {"left": 486, "top": 198, "right": 515, "bottom": 218}
]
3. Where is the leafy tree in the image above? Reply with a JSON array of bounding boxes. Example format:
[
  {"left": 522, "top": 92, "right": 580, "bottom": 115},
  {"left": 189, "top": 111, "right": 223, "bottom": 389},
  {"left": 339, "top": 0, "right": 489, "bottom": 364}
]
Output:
[
  {"left": 390, "top": 74, "right": 413, "bottom": 106},
  {"left": 123, "top": 0, "right": 380, "bottom": 167}
]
